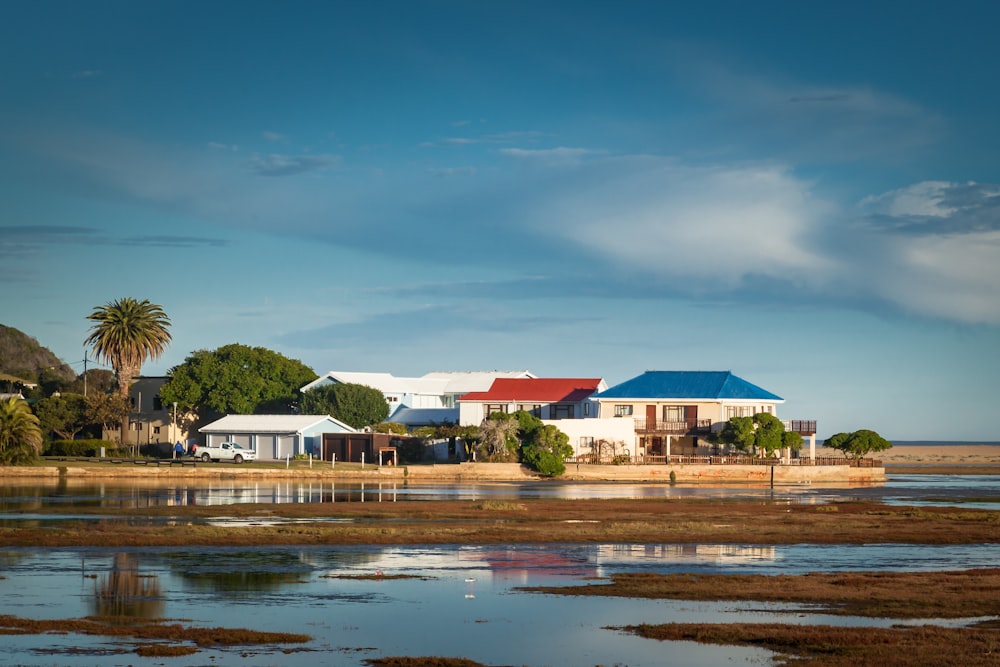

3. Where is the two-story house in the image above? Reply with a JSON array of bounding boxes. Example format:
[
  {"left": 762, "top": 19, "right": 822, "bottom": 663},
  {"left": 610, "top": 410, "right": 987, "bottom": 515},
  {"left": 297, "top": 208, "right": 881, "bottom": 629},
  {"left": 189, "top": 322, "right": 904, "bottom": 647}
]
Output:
[
  {"left": 457, "top": 377, "right": 608, "bottom": 426},
  {"left": 594, "top": 370, "right": 813, "bottom": 458}
]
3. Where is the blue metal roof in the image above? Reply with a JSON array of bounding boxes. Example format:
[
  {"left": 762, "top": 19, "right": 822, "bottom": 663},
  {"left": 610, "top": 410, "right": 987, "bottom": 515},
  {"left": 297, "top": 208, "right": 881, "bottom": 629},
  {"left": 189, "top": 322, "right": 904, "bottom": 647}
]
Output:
[{"left": 595, "top": 371, "right": 783, "bottom": 401}]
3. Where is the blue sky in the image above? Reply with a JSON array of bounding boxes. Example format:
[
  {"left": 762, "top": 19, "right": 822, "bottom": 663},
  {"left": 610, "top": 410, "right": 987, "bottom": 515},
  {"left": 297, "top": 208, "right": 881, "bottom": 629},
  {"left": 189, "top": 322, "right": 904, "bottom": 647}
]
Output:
[{"left": 3, "top": 1, "right": 999, "bottom": 441}]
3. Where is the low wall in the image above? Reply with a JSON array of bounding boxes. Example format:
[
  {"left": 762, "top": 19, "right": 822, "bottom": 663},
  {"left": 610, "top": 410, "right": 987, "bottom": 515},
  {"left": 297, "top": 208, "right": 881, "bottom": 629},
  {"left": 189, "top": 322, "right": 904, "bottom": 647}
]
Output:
[
  {"left": 559, "top": 463, "right": 885, "bottom": 484},
  {"left": 7, "top": 461, "right": 884, "bottom": 484}
]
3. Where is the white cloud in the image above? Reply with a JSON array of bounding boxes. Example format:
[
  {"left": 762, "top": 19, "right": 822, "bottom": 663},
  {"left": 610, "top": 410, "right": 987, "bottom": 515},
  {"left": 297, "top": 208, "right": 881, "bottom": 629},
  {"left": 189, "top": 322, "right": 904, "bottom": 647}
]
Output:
[
  {"left": 530, "top": 156, "right": 835, "bottom": 288},
  {"left": 246, "top": 153, "right": 339, "bottom": 176},
  {"left": 859, "top": 181, "right": 959, "bottom": 218},
  {"left": 262, "top": 131, "right": 287, "bottom": 142}
]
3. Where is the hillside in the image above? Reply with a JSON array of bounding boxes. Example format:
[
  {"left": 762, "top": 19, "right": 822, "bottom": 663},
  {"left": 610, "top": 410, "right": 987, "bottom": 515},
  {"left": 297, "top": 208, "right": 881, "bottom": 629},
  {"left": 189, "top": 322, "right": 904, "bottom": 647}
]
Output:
[{"left": 0, "top": 324, "right": 75, "bottom": 384}]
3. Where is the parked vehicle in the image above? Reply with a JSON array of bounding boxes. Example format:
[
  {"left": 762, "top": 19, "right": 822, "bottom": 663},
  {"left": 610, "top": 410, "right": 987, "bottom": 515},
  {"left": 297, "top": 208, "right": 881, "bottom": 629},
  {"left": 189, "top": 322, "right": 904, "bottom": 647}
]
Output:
[{"left": 197, "top": 442, "right": 257, "bottom": 464}]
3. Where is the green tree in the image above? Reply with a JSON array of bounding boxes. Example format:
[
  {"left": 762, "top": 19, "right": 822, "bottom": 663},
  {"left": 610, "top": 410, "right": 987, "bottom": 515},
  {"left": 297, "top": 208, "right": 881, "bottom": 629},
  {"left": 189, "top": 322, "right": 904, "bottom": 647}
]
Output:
[
  {"left": 160, "top": 344, "right": 318, "bottom": 421},
  {"left": 299, "top": 382, "right": 390, "bottom": 429},
  {"left": 521, "top": 423, "right": 573, "bottom": 476},
  {"left": 826, "top": 429, "right": 892, "bottom": 460},
  {"left": 34, "top": 393, "right": 88, "bottom": 441},
  {"left": 0, "top": 397, "right": 43, "bottom": 464},
  {"left": 477, "top": 412, "right": 520, "bottom": 461},
  {"left": 84, "top": 298, "right": 172, "bottom": 443},
  {"left": 712, "top": 416, "right": 756, "bottom": 453},
  {"left": 713, "top": 413, "right": 798, "bottom": 458},
  {"left": 85, "top": 392, "right": 131, "bottom": 436}
]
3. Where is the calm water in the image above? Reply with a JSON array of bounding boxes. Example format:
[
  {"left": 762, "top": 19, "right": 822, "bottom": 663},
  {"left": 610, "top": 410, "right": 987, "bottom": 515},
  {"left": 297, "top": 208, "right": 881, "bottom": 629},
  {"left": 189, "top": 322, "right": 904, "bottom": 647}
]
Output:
[
  {"left": 1, "top": 476, "right": 997, "bottom": 666},
  {"left": 2, "top": 473, "right": 998, "bottom": 511}
]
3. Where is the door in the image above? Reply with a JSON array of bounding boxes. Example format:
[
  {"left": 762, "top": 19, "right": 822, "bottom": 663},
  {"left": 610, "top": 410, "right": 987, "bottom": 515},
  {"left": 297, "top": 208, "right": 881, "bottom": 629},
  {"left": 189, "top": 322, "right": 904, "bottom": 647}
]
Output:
[{"left": 645, "top": 405, "right": 657, "bottom": 431}]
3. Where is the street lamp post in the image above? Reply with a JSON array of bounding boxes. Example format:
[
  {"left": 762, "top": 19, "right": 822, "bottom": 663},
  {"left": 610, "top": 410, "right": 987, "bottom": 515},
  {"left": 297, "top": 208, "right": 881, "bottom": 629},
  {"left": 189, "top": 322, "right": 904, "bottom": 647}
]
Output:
[{"left": 172, "top": 402, "right": 178, "bottom": 446}]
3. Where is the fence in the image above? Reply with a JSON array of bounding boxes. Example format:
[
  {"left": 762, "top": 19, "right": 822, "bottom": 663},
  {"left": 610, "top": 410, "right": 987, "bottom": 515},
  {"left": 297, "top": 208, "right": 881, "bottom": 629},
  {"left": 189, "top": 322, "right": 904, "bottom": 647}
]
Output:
[{"left": 571, "top": 454, "right": 882, "bottom": 467}]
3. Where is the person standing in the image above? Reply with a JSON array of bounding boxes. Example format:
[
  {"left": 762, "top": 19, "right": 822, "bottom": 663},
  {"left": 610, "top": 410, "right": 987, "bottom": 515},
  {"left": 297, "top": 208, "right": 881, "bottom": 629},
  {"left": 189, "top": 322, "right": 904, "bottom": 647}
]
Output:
[{"left": 173, "top": 441, "right": 184, "bottom": 459}]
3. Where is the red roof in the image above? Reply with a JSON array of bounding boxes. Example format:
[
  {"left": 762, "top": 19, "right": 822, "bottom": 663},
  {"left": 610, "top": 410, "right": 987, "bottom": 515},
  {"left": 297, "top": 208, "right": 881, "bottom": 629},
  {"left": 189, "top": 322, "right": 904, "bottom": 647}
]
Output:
[{"left": 460, "top": 378, "right": 603, "bottom": 403}]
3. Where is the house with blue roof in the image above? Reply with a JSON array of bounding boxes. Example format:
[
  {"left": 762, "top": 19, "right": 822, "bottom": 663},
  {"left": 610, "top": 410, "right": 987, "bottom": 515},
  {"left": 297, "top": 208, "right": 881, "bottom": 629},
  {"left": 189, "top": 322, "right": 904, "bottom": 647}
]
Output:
[{"left": 594, "top": 371, "right": 816, "bottom": 459}]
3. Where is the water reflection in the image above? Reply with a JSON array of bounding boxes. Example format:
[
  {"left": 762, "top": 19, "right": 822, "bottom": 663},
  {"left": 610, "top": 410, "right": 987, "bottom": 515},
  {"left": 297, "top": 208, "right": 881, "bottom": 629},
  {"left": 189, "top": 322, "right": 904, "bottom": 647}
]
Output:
[
  {"left": 90, "top": 553, "right": 164, "bottom": 619},
  {"left": 2, "top": 542, "right": 999, "bottom": 667},
  {"left": 5, "top": 474, "right": 998, "bottom": 508}
]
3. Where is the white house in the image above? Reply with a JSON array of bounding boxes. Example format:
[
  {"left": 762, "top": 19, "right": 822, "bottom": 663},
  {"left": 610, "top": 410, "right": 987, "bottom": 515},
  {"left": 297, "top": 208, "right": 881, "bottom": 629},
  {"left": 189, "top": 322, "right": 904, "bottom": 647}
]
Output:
[
  {"left": 199, "top": 414, "right": 355, "bottom": 460},
  {"left": 300, "top": 370, "right": 535, "bottom": 427}
]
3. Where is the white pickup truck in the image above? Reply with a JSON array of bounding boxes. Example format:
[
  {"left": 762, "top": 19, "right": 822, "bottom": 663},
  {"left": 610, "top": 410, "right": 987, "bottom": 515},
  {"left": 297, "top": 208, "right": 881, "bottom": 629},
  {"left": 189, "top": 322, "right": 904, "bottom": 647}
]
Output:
[{"left": 196, "top": 442, "right": 257, "bottom": 464}]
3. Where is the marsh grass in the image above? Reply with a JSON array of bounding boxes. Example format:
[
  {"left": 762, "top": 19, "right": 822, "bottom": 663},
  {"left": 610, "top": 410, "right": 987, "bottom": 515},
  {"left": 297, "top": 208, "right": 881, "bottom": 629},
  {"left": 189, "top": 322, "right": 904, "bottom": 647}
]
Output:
[
  {"left": 3, "top": 499, "right": 998, "bottom": 547},
  {"left": 615, "top": 623, "right": 1000, "bottom": 667},
  {"left": 522, "top": 569, "right": 1000, "bottom": 619},
  {"left": 0, "top": 614, "right": 311, "bottom": 656}
]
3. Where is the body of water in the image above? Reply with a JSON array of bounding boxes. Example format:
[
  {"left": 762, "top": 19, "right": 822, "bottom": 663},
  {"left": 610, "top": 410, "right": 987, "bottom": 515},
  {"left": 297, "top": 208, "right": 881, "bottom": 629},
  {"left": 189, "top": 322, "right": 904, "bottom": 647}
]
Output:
[{"left": 1, "top": 476, "right": 997, "bottom": 666}]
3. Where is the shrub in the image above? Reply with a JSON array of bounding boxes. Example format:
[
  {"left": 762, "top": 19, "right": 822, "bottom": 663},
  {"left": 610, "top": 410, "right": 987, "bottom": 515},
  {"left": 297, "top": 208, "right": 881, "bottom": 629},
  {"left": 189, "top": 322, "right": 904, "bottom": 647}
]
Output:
[{"left": 47, "top": 439, "right": 120, "bottom": 457}]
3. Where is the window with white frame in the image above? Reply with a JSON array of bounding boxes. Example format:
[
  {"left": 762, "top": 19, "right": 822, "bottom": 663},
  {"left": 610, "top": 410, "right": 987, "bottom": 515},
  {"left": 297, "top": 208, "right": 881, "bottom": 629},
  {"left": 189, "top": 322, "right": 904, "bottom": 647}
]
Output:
[
  {"left": 614, "top": 404, "right": 633, "bottom": 417},
  {"left": 663, "top": 405, "right": 685, "bottom": 422},
  {"left": 726, "top": 405, "right": 755, "bottom": 419}
]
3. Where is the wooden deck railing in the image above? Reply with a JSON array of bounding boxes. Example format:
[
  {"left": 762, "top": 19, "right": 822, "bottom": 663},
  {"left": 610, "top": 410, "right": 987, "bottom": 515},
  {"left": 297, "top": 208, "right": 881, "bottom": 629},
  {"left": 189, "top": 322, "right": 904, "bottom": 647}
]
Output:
[
  {"left": 571, "top": 454, "right": 881, "bottom": 467},
  {"left": 633, "top": 418, "right": 713, "bottom": 434}
]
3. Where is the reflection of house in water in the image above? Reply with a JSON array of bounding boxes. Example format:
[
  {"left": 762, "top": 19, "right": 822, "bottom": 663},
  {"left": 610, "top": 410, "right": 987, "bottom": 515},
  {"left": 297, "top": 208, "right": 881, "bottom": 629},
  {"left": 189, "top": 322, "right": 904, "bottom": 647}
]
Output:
[
  {"left": 477, "top": 546, "right": 601, "bottom": 583},
  {"left": 595, "top": 543, "right": 777, "bottom": 567}
]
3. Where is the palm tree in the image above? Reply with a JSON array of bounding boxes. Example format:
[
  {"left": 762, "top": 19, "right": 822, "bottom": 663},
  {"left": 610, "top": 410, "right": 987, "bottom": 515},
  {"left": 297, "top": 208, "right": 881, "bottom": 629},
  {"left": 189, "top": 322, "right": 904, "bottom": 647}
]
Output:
[
  {"left": 84, "top": 298, "right": 171, "bottom": 444},
  {"left": 0, "top": 396, "right": 43, "bottom": 465}
]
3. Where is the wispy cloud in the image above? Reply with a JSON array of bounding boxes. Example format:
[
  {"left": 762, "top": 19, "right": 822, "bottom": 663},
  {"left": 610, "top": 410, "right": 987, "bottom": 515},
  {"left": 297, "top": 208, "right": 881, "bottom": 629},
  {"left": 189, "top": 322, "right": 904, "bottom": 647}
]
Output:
[
  {"left": 72, "top": 69, "right": 102, "bottom": 79},
  {"left": 208, "top": 141, "right": 239, "bottom": 152},
  {"left": 246, "top": 153, "right": 339, "bottom": 176},
  {"left": 118, "top": 235, "right": 230, "bottom": 248},
  {"left": 261, "top": 131, "right": 287, "bottom": 142}
]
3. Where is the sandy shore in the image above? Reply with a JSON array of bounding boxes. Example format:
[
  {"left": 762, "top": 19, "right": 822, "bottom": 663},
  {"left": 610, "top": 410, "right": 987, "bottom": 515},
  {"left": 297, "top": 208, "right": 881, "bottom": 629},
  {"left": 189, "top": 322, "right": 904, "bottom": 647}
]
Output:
[{"left": 817, "top": 444, "right": 1000, "bottom": 465}]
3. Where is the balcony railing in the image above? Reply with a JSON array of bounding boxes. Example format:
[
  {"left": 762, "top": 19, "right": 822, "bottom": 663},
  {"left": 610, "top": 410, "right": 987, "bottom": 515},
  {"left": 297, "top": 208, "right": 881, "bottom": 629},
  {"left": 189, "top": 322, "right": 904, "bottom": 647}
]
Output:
[
  {"left": 783, "top": 420, "right": 817, "bottom": 436},
  {"left": 633, "top": 418, "right": 713, "bottom": 434},
  {"left": 572, "top": 454, "right": 881, "bottom": 468}
]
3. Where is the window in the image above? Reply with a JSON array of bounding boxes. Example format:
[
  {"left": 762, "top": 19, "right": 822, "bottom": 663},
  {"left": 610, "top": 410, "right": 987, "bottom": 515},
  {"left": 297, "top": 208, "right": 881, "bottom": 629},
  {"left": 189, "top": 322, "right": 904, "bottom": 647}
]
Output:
[
  {"left": 583, "top": 403, "right": 590, "bottom": 417},
  {"left": 726, "top": 405, "right": 755, "bottom": 419},
  {"left": 663, "top": 405, "right": 684, "bottom": 422},
  {"left": 614, "top": 404, "right": 633, "bottom": 417},
  {"left": 485, "top": 404, "right": 508, "bottom": 416},
  {"left": 517, "top": 404, "right": 542, "bottom": 418},
  {"left": 153, "top": 426, "right": 161, "bottom": 434},
  {"left": 551, "top": 404, "right": 575, "bottom": 419},
  {"left": 153, "top": 395, "right": 163, "bottom": 411},
  {"left": 579, "top": 436, "right": 595, "bottom": 451}
]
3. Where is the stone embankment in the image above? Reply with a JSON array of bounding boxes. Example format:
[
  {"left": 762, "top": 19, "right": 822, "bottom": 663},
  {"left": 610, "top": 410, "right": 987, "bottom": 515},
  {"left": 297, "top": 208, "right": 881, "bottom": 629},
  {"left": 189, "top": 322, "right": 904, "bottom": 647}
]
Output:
[{"left": 6, "top": 460, "right": 884, "bottom": 484}]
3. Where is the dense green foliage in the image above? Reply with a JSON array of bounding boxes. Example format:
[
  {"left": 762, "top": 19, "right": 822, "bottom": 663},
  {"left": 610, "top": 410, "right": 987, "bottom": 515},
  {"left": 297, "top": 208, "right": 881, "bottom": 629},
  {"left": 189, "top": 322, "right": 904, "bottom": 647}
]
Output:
[
  {"left": 299, "top": 382, "right": 390, "bottom": 429},
  {"left": 521, "top": 423, "right": 573, "bottom": 476},
  {"left": 712, "top": 413, "right": 802, "bottom": 457},
  {"left": 160, "top": 344, "right": 318, "bottom": 419},
  {"left": 85, "top": 392, "right": 131, "bottom": 433},
  {"left": 0, "top": 397, "right": 43, "bottom": 464},
  {"left": 33, "top": 393, "right": 89, "bottom": 441},
  {"left": 824, "top": 429, "right": 893, "bottom": 459},
  {"left": 47, "top": 438, "right": 122, "bottom": 457},
  {"left": 473, "top": 410, "right": 572, "bottom": 475},
  {"left": 477, "top": 412, "right": 521, "bottom": 461}
]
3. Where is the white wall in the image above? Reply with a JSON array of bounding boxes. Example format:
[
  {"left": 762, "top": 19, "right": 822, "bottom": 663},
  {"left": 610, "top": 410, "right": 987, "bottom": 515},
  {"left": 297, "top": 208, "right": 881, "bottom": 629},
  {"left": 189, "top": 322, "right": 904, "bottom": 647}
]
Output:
[{"left": 542, "top": 417, "right": 636, "bottom": 457}]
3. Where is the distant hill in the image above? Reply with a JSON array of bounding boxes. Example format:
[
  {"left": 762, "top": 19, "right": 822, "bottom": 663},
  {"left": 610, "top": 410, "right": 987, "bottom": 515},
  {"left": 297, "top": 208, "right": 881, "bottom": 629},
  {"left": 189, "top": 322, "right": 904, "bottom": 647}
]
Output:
[{"left": 0, "top": 324, "right": 75, "bottom": 384}]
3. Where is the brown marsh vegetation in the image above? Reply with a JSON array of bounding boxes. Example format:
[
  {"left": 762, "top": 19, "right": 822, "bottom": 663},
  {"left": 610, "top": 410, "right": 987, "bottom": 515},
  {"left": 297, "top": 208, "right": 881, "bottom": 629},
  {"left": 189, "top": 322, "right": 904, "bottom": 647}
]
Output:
[{"left": 2, "top": 498, "right": 998, "bottom": 548}]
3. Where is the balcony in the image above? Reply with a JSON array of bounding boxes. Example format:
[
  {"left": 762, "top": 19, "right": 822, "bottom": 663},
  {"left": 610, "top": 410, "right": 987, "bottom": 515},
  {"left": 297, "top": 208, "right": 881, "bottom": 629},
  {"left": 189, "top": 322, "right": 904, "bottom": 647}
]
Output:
[
  {"left": 634, "top": 418, "right": 712, "bottom": 435},
  {"left": 783, "top": 420, "right": 817, "bottom": 436}
]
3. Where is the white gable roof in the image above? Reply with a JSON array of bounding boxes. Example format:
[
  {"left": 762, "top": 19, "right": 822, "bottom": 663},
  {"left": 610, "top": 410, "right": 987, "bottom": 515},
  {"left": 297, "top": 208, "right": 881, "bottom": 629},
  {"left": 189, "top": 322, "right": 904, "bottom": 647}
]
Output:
[
  {"left": 301, "top": 370, "right": 534, "bottom": 396},
  {"left": 200, "top": 414, "right": 354, "bottom": 434},
  {"left": 421, "top": 370, "right": 535, "bottom": 394}
]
